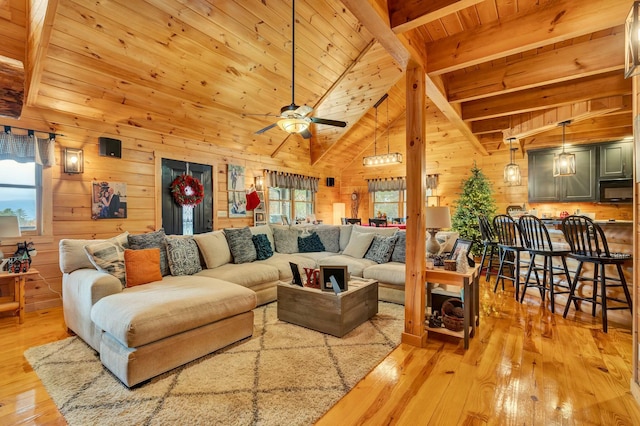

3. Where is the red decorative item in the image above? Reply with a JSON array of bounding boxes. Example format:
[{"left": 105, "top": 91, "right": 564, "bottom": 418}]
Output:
[
  {"left": 559, "top": 211, "right": 569, "bottom": 219},
  {"left": 170, "top": 174, "right": 205, "bottom": 207},
  {"left": 246, "top": 189, "right": 260, "bottom": 211}
]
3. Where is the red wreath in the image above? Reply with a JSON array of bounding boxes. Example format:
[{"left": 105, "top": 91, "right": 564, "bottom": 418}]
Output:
[{"left": 170, "top": 174, "right": 204, "bottom": 207}]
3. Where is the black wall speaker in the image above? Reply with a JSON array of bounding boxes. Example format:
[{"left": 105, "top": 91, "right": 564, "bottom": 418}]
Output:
[
  {"left": 326, "top": 177, "right": 335, "bottom": 187},
  {"left": 99, "top": 137, "right": 122, "bottom": 158}
]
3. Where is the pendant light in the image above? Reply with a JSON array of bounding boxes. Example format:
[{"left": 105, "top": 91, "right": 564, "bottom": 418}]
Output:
[
  {"left": 553, "top": 121, "right": 576, "bottom": 177},
  {"left": 363, "top": 94, "right": 403, "bottom": 166},
  {"left": 503, "top": 137, "right": 521, "bottom": 186}
]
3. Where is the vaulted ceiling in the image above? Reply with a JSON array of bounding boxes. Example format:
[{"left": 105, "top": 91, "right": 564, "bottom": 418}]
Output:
[{"left": 0, "top": 0, "right": 633, "bottom": 168}]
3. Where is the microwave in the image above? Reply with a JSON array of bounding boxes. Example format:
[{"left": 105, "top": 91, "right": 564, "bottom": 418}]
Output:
[{"left": 599, "top": 179, "right": 633, "bottom": 203}]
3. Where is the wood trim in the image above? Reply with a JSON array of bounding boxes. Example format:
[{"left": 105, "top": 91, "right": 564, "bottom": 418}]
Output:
[
  {"left": 26, "top": 0, "right": 58, "bottom": 106},
  {"left": 389, "top": 0, "right": 485, "bottom": 34}
]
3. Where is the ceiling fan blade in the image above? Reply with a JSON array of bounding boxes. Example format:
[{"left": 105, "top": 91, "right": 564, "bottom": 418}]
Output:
[
  {"left": 309, "top": 117, "right": 347, "bottom": 128},
  {"left": 294, "top": 105, "right": 314, "bottom": 117},
  {"left": 255, "top": 123, "right": 278, "bottom": 135},
  {"left": 299, "top": 128, "right": 312, "bottom": 139},
  {"left": 243, "top": 113, "right": 279, "bottom": 118}
]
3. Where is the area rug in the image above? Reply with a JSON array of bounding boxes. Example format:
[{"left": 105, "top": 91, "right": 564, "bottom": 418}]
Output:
[{"left": 24, "top": 301, "right": 403, "bottom": 426}]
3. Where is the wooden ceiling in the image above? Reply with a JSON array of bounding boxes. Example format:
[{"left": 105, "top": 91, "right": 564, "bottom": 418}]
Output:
[{"left": 0, "top": 0, "right": 633, "bottom": 167}]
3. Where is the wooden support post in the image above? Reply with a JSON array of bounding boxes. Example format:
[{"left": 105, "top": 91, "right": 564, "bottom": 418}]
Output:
[{"left": 402, "top": 60, "right": 427, "bottom": 347}]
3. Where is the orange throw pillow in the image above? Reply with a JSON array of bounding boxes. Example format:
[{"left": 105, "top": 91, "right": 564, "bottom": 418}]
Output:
[{"left": 124, "top": 248, "right": 162, "bottom": 287}]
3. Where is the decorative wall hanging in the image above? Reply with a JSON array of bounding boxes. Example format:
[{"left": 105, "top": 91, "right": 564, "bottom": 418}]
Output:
[
  {"left": 170, "top": 174, "right": 204, "bottom": 207},
  {"left": 91, "top": 181, "right": 127, "bottom": 219},
  {"left": 228, "top": 164, "right": 246, "bottom": 217}
]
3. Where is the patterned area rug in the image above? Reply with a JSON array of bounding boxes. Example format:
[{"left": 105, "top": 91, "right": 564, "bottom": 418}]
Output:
[{"left": 24, "top": 302, "right": 403, "bottom": 426}]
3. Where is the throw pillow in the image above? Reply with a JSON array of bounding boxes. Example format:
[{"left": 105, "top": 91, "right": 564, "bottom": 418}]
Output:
[
  {"left": 365, "top": 234, "right": 398, "bottom": 264},
  {"left": 339, "top": 225, "right": 353, "bottom": 251},
  {"left": 391, "top": 231, "right": 406, "bottom": 263},
  {"left": 124, "top": 248, "right": 162, "bottom": 287},
  {"left": 224, "top": 227, "right": 257, "bottom": 264},
  {"left": 165, "top": 237, "right": 202, "bottom": 276},
  {"left": 252, "top": 234, "right": 274, "bottom": 260},
  {"left": 249, "top": 224, "right": 275, "bottom": 249},
  {"left": 298, "top": 232, "right": 326, "bottom": 253},
  {"left": 127, "top": 229, "right": 170, "bottom": 276},
  {"left": 84, "top": 232, "right": 130, "bottom": 287},
  {"left": 342, "top": 232, "right": 376, "bottom": 259},
  {"left": 313, "top": 226, "right": 340, "bottom": 253},
  {"left": 271, "top": 226, "right": 300, "bottom": 254},
  {"left": 193, "top": 230, "right": 233, "bottom": 269}
]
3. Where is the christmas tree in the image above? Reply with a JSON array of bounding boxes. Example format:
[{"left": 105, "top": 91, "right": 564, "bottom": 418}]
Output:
[{"left": 451, "top": 162, "right": 497, "bottom": 256}]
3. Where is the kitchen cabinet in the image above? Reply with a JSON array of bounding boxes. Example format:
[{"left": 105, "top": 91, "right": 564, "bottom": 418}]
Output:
[
  {"left": 528, "top": 145, "right": 596, "bottom": 202},
  {"left": 599, "top": 141, "right": 633, "bottom": 179}
]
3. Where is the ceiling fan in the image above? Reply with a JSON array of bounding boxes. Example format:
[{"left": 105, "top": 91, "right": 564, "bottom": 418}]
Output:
[{"left": 248, "top": 0, "right": 347, "bottom": 139}]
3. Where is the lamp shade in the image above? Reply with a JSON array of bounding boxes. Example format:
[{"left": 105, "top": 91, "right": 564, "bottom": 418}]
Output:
[
  {"left": 0, "top": 215, "right": 21, "bottom": 238},
  {"left": 425, "top": 206, "right": 451, "bottom": 230},
  {"left": 332, "top": 202, "right": 345, "bottom": 225},
  {"left": 277, "top": 118, "right": 309, "bottom": 134}
]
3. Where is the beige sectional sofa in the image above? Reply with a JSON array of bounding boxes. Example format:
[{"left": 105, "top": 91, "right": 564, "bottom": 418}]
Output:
[{"left": 59, "top": 223, "right": 455, "bottom": 387}]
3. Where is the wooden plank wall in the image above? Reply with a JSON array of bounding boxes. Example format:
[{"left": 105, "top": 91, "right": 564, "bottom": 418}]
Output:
[{"left": 0, "top": 107, "right": 340, "bottom": 314}]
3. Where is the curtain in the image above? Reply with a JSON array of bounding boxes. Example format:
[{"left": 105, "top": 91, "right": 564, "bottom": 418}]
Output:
[
  {"left": 367, "top": 177, "right": 406, "bottom": 192},
  {"left": 0, "top": 130, "right": 56, "bottom": 166},
  {"left": 265, "top": 170, "right": 319, "bottom": 193}
]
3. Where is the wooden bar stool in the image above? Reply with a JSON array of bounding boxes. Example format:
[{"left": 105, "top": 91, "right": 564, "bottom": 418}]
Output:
[
  {"left": 561, "top": 215, "right": 632, "bottom": 332},
  {"left": 478, "top": 214, "right": 500, "bottom": 282},
  {"left": 493, "top": 214, "right": 528, "bottom": 300},
  {"left": 518, "top": 215, "right": 572, "bottom": 313}
]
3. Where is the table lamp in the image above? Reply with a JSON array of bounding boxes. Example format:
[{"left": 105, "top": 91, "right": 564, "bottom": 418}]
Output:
[
  {"left": 425, "top": 206, "right": 451, "bottom": 256},
  {"left": 0, "top": 215, "right": 21, "bottom": 261}
]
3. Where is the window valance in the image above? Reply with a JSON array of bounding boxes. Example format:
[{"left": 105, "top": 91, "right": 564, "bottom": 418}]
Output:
[
  {"left": 0, "top": 129, "right": 56, "bottom": 167},
  {"left": 265, "top": 170, "right": 319, "bottom": 193},
  {"left": 367, "top": 177, "right": 406, "bottom": 192}
]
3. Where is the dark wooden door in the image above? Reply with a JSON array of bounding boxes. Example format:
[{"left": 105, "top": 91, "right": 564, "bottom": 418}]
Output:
[{"left": 161, "top": 159, "right": 213, "bottom": 235}]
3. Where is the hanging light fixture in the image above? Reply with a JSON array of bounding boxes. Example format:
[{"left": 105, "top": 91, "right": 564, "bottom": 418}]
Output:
[
  {"left": 625, "top": 1, "right": 640, "bottom": 78},
  {"left": 503, "top": 138, "right": 521, "bottom": 186},
  {"left": 363, "top": 93, "right": 403, "bottom": 166},
  {"left": 553, "top": 121, "right": 576, "bottom": 177}
]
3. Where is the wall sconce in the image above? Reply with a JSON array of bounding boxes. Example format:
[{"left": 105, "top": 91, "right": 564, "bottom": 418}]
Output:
[
  {"left": 64, "top": 148, "right": 84, "bottom": 174},
  {"left": 625, "top": 1, "right": 640, "bottom": 78},
  {"left": 255, "top": 175, "right": 264, "bottom": 191}
]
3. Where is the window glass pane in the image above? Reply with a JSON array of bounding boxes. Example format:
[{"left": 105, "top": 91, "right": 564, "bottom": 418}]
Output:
[
  {"left": 373, "top": 190, "right": 400, "bottom": 219},
  {"left": 0, "top": 188, "right": 37, "bottom": 230},
  {"left": 374, "top": 191, "right": 400, "bottom": 202},
  {"left": 0, "top": 160, "right": 35, "bottom": 185}
]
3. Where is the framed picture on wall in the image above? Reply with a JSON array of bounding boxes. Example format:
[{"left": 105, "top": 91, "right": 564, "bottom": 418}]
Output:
[
  {"left": 228, "top": 191, "right": 247, "bottom": 217},
  {"left": 227, "top": 164, "right": 245, "bottom": 191},
  {"left": 91, "top": 181, "right": 127, "bottom": 219}
]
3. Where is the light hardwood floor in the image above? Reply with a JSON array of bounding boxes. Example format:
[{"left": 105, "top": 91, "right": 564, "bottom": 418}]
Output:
[{"left": 1, "top": 278, "right": 639, "bottom": 425}]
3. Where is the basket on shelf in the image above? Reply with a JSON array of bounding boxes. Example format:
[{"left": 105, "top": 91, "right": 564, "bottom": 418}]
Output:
[{"left": 441, "top": 298, "right": 464, "bottom": 332}]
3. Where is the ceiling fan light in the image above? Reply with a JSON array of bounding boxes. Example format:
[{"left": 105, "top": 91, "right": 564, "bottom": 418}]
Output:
[{"left": 277, "top": 118, "right": 309, "bottom": 134}]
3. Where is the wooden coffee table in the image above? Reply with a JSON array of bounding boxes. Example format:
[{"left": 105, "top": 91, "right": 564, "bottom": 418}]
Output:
[{"left": 277, "top": 279, "right": 378, "bottom": 337}]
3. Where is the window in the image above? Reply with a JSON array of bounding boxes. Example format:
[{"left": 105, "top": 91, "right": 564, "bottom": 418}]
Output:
[
  {"left": 372, "top": 190, "right": 405, "bottom": 220},
  {"left": 268, "top": 187, "right": 314, "bottom": 224},
  {"left": 0, "top": 159, "right": 41, "bottom": 233}
]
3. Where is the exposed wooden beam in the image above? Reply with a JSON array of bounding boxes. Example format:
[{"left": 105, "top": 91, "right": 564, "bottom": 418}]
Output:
[
  {"left": 462, "top": 72, "right": 631, "bottom": 122},
  {"left": 522, "top": 126, "right": 633, "bottom": 148},
  {"left": 0, "top": 55, "right": 24, "bottom": 118},
  {"left": 389, "top": 0, "right": 484, "bottom": 34},
  {"left": 425, "top": 0, "right": 631, "bottom": 75},
  {"left": 503, "top": 96, "right": 624, "bottom": 139},
  {"left": 26, "top": 0, "right": 58, "bottom": 106},
  {"left": 447, "top": 31, "right": 625, "bottom": 103}
]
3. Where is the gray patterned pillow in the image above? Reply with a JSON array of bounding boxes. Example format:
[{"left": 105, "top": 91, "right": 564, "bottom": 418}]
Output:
[
  {"left": 224, "top": 227, "right": 257, "bottom": 264},
  {"left": 272, "top": 226, "right": 300, "bottom": 254},
  {"left": 165, "top": 237, "right": 202, "bottom": 276},
  {"left": 313, "top": 226, "right": 340, "bottom": 253},
  {"left": 128, "top": 229, "right": 170, "bottom": 276},
  {"left": 84, "top": 232, "right": 130, "bottom": 287},
  {"left": 298, "top": 232, "right": 325, "bottom": 253},
  {"left": 365, "top": 234, "right": 398, "bottom": 264},
  {"left": 391, "top": 231, "right": 406, "bottom": 263}
]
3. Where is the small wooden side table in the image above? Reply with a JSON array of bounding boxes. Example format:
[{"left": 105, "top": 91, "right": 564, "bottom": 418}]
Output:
[{"left": 0, "top": 268, "right": 38, "bottom": 324}]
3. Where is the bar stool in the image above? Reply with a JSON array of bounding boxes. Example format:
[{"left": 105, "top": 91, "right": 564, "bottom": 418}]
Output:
[
  {"left": 493, "top": 214, "right": 528, "bottom": 300},
  {"left": 561, "top": 215, "right": 632, "bottom": 332},
  {"left": 518, "top": 215, "right": 572, "bottom": 313},
  {"left": 478, "top": 214, "right": 500, "bottom": 282}
]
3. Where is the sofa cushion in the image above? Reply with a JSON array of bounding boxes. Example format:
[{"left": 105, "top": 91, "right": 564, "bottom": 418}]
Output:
[
  {"left": 224, "top": 227, "right": 257, "bottom": 264},
  {"left": 363, "top": 262, "right": 406, "bottom": 286},
  {"left": 252, "top": 234, "right": 274, "bottom": 260},
  {"left": 313, "top": 225, "right": 340, "bottom": 253},
  {"left": 272, "top": 226, "right": 300, "bottom": 254},
  {"left": 124, "top": 248, "right": 162, "bottom": 287},
  {"left": 60, "top": 238, "right": 106, "bottom": 273},
  {"left": 258, "top": 252, "right": 317, "bottom": 281},
  {"left": 84, "top": 232, "right": 130, "bottom": 287},
  {"left": 193, "top": 230, "right": 232, "bottom": 268},
  {"left": 339, "top": 225, "right": 353, "bottom": 251},
  {"left": 317, "top": 255, "right": 376, "bottom": 278},
  {"left": 91, "top": 275, "right": 257, "bottom": 348},
  {"left": 298, "top": 232, "right": 325, "bottom": 253},
  {"left": 391, "top": 231, "right": 406, "bottom": 263},
  {"left": 352, "top": 224, "right": 398, "bottom": 237},
  {"left": 249, "top": 224, "right": 275, "bottom": 249},
  {"left": 165, "top": 237, "right": 202, "bottom": 276},
  {"left": 342, "top": 232, "right": 375, "bottom": 259},
  {"left": 197, "top": 262, "right": 280, "bottom": 288},
  {"left": 128, "top": 229, "right": 169, "bottom": 276},
  {"left": 364, "top": 234, "right": 398, "bottom": 264}
]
